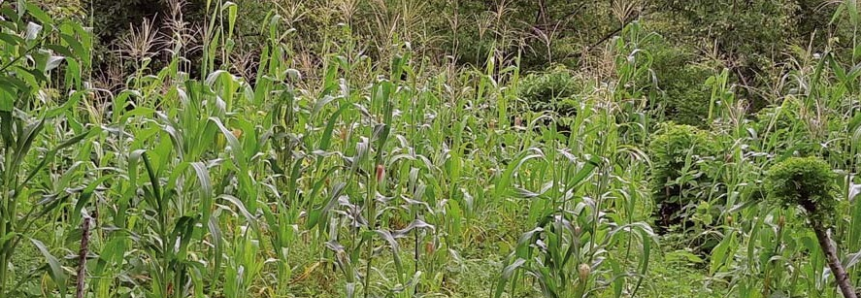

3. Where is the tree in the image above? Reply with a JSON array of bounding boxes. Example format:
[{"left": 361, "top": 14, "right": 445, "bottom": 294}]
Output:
[{"left": 765, "top": 157, "right": 857, "bottom": 298}]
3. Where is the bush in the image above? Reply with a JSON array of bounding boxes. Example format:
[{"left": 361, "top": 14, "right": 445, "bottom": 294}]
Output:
[
  {"left": 649, "top": 123, "right": 721, "bottom": 233},
  {"left": 646, "top": 0, "right": 839, "bottom": 108},
  {"left": 517, "top": 67, "right": 583, "bottom": 115},
  {"left": 35, "top": 0, "right": 85, "bottom": 19},
  {"left": 751, "top": 102, "right": 845, "bottom": 160},
  {"left": 91, "top": 0, "right": 168, "bottom": 42},
  {"left": 750, "top": 105, "right": 800, "bottom": 153},
  {"left": 649, "top": 0, "right": 797, "bottom": 67},
  {"left": 765, "top": 156, "right": 837, "bottom": 223},
  {"left": 645, "top": 41, "right": 715, "bottom": 126},
  {"left": 752, "top": 105, "right": 793, "bottom": 132},
  {"left": 763, "top": 156, "right": 857, "bottom": 297}
]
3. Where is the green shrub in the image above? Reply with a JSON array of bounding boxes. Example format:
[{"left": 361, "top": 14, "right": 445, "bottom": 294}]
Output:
[
  {"left": 751, "top": 102, "right": 838, "bottom": 160},
  {"left": 751, "top": 104, "right": 802, "bottom": 142},
  {"left": 648, "top": 44, "right": 714, "bottom": 126},
  {"left": 653, "top": 48, "right": 713, "bottom": 126},
  {"left": 752, "top": 105, "right": 793, "bottom": 132},
  {"left": 763, "top": 157, "right": 857, "bottom": 298},
  {"left": 36, "top": 0, "right": 85, "bottom": 18},
  {"left": 517, "top": 67, "right": 582, "bottom": 115},
  {"left": 649, "top": 123, "right": 721, "bottom": 232},
  {"left": 645, "top": 0, "right": 841, "bottom": 108},
  {"left": 649, "top": 0, "right": 797, "bottom": 69},
  {"left": 765, "top": 157, "right": 837, "bottom": 223}
]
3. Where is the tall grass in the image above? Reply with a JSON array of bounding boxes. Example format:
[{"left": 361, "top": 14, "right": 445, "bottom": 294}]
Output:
[{"left": 2, "top": 1, "right": 861, "bottom": 298}]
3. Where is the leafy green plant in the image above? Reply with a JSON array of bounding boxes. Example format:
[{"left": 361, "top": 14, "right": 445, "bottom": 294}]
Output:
[
  {"left": 764, "top": 157, "right": 856, "bottom": 298},
  {"left": 649, "top": 123, "right": 721, "bottom": 234},
  {"left": 10, "top": 1, "right": 861, "bottom": 298},
  {"left": 0, "top": 3, "right": 96, "bottom": 296},
  {"left": 645, "top": 41, "right": 714, "bottom": 126},
  {"left": 517, "top": 66, "right": 582, "bottom": 115},
  {"left": 648, "top": 0, "right": 798, "bottom": 88}
]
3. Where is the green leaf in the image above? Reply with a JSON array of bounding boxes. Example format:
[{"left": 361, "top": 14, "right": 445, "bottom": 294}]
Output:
[
  {"left": 140, "top": 151, "right": 163, "bottom": 211},
  {"left": 0, "top": 232, "right": 18, "bottom": 250},
  {"left": 632, "top": 228, "right": 654, "bottom": 297},
  {"left": 75, "top": 175, "right": 114, "bottom": 217},
  {"left": 59, "top": 33, "right": 86, "bottom": 60},
  {"left": 305, "top": 182, "right": 347, "bottom": 229},
  {"left": 191, "top": 162, "right": 213, "bottom": 215},
  {"left": 172, "top": 215, "right": 198, "bottom": 260},
  {"left": 225, "top": 2, "right": 238, "bottom": 37},
  {"left": 318, "top": 104, "right": 349, "bottom": 151},
  {"left": 494, "top": 258, "right": 526, "bottom": 298},
  {"left": 709, "top": 231, "right": 732, "bottom": 275},
  {"left": 494, "top": 148, "right": 545, "bottom": 199},
  {"left": 25, "top": 4, "right": 53, "bottom": 26},
  {"left": 43, "top": 44, "right": 73, "bottom": 58},
  {"left": 209, "top": 117, "right": 246, "bottom": 168},
  {"left": 20, "top": 128, "right": 98, "bottom": 192},
  {"left": 30, "top": 238, "right": 66, "bottom": 292},
  {"left": 218, "top": 194, "right": 256, "bottom": 224},
  {"left": 13, "top": 117, "right": 45, "bottom": 169},
  {"left": 0, "top": 32, "right": 25, "bottom": 48}
]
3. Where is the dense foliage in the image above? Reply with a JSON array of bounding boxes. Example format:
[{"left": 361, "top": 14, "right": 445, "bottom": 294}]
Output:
[
  {"left": 764, "top": 157, "right": 855, "bottom": 298},
  {"left": 5, "top": 0, "right": 861, "bottom": 298},
  {"left": 648, "top": 123, "right": 720, "bottom": 232},
  {"left": 765, "top": 157, "right": 838, "bottom": 222},
  {"left": 517, "top": 67, "right": 582, "bottom": 115}
]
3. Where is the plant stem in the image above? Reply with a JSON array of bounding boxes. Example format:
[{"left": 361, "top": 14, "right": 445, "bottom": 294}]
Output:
[
  {"left": 76, "top": 216, "right": 92, "bottom": 298},
  {"left": 812, "top": 220, "right": 857, "bottom": 298},
  {"left": 0, "top": 235, "right": 6, "bottom": 298},
  {"left": 364, "top": 172, "right": 377, "bottom": 298}
]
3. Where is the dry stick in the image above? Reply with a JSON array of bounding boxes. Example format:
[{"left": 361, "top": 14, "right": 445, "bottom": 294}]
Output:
[
  {"left": 812, "top": 220, "right": 858, "bottom": 298},
  {"left": 75, "top": 216, "right": 92, "bottom": 298}
]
